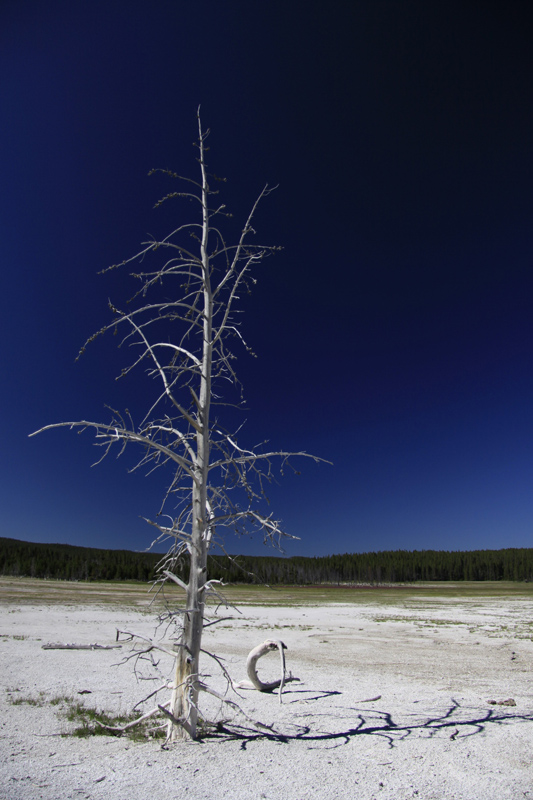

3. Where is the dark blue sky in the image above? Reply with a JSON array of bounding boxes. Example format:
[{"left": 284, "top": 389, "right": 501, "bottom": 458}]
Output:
[{"left": 2, "top": 1, "right": 533, "bottom": 557}]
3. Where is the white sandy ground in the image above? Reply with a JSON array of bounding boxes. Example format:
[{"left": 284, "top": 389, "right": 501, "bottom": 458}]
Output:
[{"left": 1, "top": 589, "right": 533, "bottom": 800}]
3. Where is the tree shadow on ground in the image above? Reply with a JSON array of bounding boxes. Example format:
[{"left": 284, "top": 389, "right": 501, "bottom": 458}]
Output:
[{"left": 203, "top": 694, "right": 533, "bottom": 750}]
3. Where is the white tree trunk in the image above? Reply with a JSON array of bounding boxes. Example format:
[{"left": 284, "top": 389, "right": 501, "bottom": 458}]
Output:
[{"left": 168, "top": 127, "right": 213, "bottom": 742}]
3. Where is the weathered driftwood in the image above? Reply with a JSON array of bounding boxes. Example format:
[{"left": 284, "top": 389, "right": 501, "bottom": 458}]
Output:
[
  {"left": 246, "top": 639, "right": 287, "bottom": 692},
  {"left": 236, "top": 639, "right": 298, "bottom": 703},
  {"left": 42, "top": 643, "right": 122, "bottom": 650}
]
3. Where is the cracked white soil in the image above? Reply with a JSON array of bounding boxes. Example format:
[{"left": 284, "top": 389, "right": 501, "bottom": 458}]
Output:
[{"left": 1, "top": 586, "right": 532, "bottom": 800}]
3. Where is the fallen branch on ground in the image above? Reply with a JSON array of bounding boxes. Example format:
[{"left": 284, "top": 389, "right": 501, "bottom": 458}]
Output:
[
  {"left": 42, "top": 643, "right": 122, "bottom": 650},
  {"left": 96, "top": 701, "right": 171, "bottom": 733}
]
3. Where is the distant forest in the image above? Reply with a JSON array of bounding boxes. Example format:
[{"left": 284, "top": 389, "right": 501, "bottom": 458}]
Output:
[{"left": 1, "top": 537, "right": 532, "bottom": 583}]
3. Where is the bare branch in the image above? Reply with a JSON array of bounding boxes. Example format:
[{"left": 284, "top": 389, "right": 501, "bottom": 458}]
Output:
[
  {"left": 161, "top": 570, "right": 188, "bottom": 592},
  {"left": 97, "top": 702, "right": 170, "bottom": 733}
]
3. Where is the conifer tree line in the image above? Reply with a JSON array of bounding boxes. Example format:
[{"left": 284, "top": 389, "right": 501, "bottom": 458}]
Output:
[{"left": 1, "top": 537, "right": 532, "bottom": 583}]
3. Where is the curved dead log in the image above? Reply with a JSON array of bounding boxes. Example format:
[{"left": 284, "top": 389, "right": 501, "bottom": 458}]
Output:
[
  {"left": 245, "top": 639, "right": 287, "bottom": 693},
  {"left": 235, "top": 639, "right": 298, "bottom": 704}
]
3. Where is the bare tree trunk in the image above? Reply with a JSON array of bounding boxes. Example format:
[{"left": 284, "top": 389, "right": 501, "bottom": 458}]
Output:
[
  {"left": 168, "top": 536, "right": 206, "bottom": 740},
  {"left": 168, "top": 133, "right": 213, "bottom": 742}
]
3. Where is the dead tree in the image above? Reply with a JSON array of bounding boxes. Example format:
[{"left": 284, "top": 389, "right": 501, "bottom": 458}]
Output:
[{"left": 32, "top": 111, "right": 323, "bottom": 741}]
